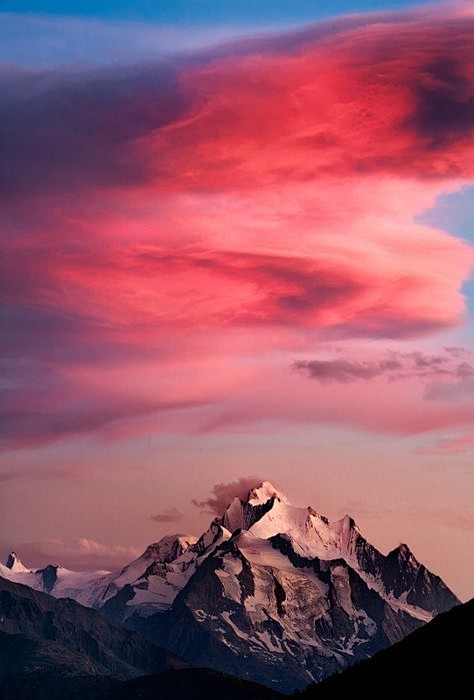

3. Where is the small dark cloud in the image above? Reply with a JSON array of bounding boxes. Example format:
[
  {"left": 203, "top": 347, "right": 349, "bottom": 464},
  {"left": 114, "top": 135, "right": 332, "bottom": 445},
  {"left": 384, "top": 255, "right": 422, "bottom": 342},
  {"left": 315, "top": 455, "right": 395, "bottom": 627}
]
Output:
[
  {"left": 294, "top": 350, "right": 474, "bottom": 386},
  {"left": 444, "top": 346, "right": 471, "bottom": 359},
  {"left": 424, "top": 378, "right": 474, "bottom": 402},
  {"left": 192, "top": 475, "right": 264, "bottom": 516},
  {"left": 411, "top": 352, "right": 447, "bottom": 368},
  {"left": 150, "top": 507, "right": 183, "bottom": 524},
  {"left": 456, "top": 362, "right": 474, "bottom": 379},
  {"left": 293, "top": 358, "right": 402, "bottom": 383}
]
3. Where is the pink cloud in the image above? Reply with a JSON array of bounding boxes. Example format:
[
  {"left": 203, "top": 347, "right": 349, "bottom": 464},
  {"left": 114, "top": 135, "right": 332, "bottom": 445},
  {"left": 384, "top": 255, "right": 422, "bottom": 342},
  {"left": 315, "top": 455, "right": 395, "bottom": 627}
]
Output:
[
  {"left": 137, "top": 13, "right": 474, "bottom": 191},
  {"left": 420, "top": 432, "right": 474, "bottom": 455},
  {"left": 186, "top": 356, "right": 474, "bottom": 437},
  {"left": 1, "top": 6, "right": 474, "bottom": 449}
]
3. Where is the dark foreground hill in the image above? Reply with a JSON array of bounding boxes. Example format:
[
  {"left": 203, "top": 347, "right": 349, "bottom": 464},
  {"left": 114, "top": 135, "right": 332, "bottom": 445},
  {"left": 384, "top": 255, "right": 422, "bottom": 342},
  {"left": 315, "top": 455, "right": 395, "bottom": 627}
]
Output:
[
  {"left": 0, "top": 574, "right": 192, "bottom": 699},
  {"left": 0, "top": 575, "right": 188, "bottom": 680},
  {"left": 299, "top": 598, "right": 474, "bottom": 698},
  {"left": 1, "top": 662, "right": 283, "bottom": 700},
  {"left": 103, "top": 668, "right": 282, "bottom": 700}
]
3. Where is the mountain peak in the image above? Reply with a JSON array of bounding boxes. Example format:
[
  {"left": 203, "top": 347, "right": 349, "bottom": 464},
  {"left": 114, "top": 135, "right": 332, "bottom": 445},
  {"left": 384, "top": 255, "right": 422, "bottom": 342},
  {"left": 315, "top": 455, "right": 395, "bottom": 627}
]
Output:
[
  {"left": 6, "top": 551, "right": 29, "bottom": 573},
  {"left": 247, "top": 481, "right": 290, "bottom": 506},
  {"left": 390, "top": 542, "right": 419, "bottom": 565},
  {"left": 220, "top": 481, "right": 288, "bottom": 534}
]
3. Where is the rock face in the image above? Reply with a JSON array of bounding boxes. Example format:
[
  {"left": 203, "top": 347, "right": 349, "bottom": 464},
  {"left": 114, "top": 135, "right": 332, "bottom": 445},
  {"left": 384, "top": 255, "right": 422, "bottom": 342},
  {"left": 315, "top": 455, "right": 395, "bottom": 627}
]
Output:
[{"left": 1, "top": 481, "right": 460, "bottom": 693}]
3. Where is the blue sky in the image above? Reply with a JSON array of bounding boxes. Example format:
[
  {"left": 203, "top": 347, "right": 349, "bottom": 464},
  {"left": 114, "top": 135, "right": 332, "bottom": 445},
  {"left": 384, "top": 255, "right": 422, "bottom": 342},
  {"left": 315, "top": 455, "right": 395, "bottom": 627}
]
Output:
[
  {"left": 0, "top": 0, "right": 445, "bottom": 70},
  {"left": 418, "top": 187, "right": 474, "bottom": 315},
  {"left": 0, "top": 0, "right": 440, "bottom": 24},
  {"left": 418, "top": 187, "right": 474, "bottom": 243}
]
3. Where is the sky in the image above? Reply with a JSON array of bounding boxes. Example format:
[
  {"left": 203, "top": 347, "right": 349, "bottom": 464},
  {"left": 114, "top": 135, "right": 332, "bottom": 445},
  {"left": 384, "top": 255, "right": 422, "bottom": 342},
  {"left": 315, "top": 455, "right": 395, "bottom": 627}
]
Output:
[{"left": 1, "top": 1, "right": 473, "bottom": 601}]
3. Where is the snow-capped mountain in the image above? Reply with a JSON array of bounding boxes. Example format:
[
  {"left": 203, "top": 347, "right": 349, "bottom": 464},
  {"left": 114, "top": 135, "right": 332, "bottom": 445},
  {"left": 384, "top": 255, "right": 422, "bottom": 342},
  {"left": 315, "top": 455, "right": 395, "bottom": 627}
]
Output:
[{"left": 1, "top": 481, "right": 460, "bottom": 692}]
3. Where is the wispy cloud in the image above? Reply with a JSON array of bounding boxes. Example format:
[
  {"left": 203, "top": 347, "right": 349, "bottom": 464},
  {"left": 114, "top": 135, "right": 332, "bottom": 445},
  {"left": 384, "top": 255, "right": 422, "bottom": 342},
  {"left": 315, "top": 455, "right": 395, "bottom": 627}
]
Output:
[
  {"left": 419, "top": 432, "right": 474, "bottom": 455},
  {"left": 150, "top": 507, "right": 184, "bottom": 523},
  {"left": 0, "top": 537, "right": 141, "bottom": 572}
]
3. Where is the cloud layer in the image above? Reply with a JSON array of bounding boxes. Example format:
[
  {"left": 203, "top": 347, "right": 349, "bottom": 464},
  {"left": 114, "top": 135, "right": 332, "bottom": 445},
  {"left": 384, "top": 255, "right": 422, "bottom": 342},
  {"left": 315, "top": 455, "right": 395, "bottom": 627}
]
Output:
[{"left": 1, "top": 6, "right": 474, "bottom": 449}]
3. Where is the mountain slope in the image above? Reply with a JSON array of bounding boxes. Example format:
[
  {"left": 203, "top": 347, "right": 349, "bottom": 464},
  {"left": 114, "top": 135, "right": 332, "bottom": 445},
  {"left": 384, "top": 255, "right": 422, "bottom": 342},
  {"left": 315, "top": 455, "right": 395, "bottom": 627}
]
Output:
[
  {"left": 300, "top": 598, "right": 474, "bottom": 698},
  {"left": 0, "top": 534, "right": 204, "bottom": 618}
]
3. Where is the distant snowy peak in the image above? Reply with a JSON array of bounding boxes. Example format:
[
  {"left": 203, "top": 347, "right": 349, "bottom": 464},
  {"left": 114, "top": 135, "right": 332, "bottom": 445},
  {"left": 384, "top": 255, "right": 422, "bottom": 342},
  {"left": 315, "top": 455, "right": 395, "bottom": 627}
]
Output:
[{"left": 5, "top": 551, "right": 29, "bottom": 573}]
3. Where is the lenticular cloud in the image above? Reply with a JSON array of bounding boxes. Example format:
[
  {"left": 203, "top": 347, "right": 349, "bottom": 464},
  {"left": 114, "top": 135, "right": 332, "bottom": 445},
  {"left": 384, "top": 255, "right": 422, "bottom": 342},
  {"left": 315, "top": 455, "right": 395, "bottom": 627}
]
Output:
[{"left": 2, "top": 6, "right": 474, "bottom": 446}]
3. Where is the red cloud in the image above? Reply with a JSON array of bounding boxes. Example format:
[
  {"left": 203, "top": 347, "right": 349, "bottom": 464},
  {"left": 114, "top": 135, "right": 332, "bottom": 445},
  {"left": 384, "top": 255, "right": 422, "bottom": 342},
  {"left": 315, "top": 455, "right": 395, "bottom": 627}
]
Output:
[
  {"left": 2, "top": 7, "right": 474, "bottom": 448},
  {"left": 138, "top": 13, "right": 474, "bottom": 192}
]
